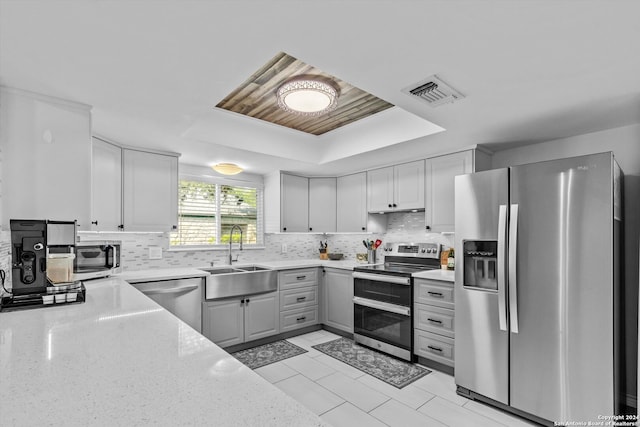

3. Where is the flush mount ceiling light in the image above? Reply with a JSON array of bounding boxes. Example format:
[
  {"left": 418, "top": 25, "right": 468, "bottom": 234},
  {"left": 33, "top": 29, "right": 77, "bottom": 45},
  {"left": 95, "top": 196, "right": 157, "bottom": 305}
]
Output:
[
  {"left": 276, "top": 76, "right": 339, "bottom": 116},
  {"left": 212, "top": 163, "right": 243, "bottom": 175}
]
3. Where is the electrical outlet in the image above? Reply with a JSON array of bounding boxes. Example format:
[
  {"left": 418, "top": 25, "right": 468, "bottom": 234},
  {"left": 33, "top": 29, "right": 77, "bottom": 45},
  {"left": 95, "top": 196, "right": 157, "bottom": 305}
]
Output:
[
  {"left": 281, "top": 243, "right": 287, "bottom": 253},
  {"left": 148, "top": 246, "right": 163, "bottom": 260}
]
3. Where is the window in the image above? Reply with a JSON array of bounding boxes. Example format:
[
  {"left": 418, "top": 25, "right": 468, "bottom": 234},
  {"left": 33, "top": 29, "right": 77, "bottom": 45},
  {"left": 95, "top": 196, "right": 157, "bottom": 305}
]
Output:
[{"left": 170, "top": 179, "right": 262, "bottom": 247}]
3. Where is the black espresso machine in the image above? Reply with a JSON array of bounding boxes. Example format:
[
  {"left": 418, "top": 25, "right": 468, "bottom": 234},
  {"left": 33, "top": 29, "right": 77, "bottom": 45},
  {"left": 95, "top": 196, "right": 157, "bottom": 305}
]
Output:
[{"left": 0, "top": 219, "right": 86, "bottom": 312}]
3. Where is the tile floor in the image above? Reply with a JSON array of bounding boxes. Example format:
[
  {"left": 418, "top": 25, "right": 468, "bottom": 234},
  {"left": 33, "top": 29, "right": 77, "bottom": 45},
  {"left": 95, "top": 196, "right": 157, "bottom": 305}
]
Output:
[{"left": 253, "top": 330, "right": 537, "bottom": 427}]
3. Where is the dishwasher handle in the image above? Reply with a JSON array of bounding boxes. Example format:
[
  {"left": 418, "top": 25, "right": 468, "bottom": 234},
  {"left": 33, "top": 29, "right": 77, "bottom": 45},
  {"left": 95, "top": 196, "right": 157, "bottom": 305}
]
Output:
[{"left": 141, "top": 284, "right": 199, "bottom": 295}]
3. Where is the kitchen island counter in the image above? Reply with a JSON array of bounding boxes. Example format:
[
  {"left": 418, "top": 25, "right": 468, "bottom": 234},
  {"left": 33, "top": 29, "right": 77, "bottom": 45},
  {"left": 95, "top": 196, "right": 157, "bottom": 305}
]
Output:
[{"left": 0, "top": 277, "right": 326, "bottom": 427}]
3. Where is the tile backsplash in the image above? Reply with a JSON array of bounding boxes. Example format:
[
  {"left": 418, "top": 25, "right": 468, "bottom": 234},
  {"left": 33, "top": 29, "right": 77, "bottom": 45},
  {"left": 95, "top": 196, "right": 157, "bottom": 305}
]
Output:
[{"left": 0, "top": 212, "right": 455, "bottom": 283}]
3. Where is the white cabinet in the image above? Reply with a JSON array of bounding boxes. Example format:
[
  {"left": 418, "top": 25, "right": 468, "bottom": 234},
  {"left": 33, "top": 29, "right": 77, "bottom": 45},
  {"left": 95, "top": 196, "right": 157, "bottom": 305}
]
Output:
[
  {"left": 308, "top": 177, "right": 336, "bottom": 232},
  {"left": 0, "top": 88, "right": 92, "bottom": 229},
  {"left": 424, "top": 150, "right": 474, "bottom": 232},
  {"left": 281, "top": 173, "right": 309, "bottom": 232},
  {"left": 91, "top": 137, "right": 179, "bottom": 232},
  {"left": 279, "top": 268, "right": 319, "bottom": 332},
  {"left": 367, "top": 160, "right": 425, "bottom": 212},
  {"left": 91, "top": 138, "right": 122, "bottom": 231},
  {"left": 202, "top": 291, "right": 279, "bottom": 348},
  {"left": 413, "top": 277, "right": 455, "bottom": 368},
  {"left": 123, "top": 148, "right": 178, "bottom": 231},
  {"left": 336, "top": 172, "right": 367, "bottom": 232},
  {"left": 322, "top": 268, "right": 354, "bottom": 333}
]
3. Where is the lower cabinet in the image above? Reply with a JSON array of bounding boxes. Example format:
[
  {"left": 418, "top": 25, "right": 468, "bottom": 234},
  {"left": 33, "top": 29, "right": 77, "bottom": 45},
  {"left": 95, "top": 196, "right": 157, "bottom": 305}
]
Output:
[
  {"left": 322, "top": 268, "right": 354, "bottom": 333},
  {"left": 279, "top": 268, "right": 320, "bottom": 332},
  {"left": 413, "top": 277, "right": 455, "bottom": 367},
  {"left": 202, "top": 291, "right": 279, "bottom": 348}
]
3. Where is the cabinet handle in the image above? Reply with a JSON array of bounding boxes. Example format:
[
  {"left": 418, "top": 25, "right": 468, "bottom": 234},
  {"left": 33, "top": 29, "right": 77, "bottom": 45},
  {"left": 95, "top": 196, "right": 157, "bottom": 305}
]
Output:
[
  {"left": 427, "top": 291, "right": 443, "bottom": 297},
  {"left": 296, "top": 276, "right": 306, "bottom": 280},
  {"left": 296, "top": 296, "right": 306, "bottom": 302},
  {"left": 91, "top": 221, "right": 98, "bottom": 226},
  {"left": 427, "top": 345, "right": 443, "bottom": 353},
  {"left": 296, "top": 316, "right": 306, "bottom": 322},
  {"left": 427, "top": 318, "right": 443, "bottom": 324},
  {"left": 426, "top": 225, "right": 431, "bottom": 230}
]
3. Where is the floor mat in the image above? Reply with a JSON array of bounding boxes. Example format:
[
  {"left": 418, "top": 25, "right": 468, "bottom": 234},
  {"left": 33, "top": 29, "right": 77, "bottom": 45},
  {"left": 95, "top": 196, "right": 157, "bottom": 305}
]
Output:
[
  {"left": 312, "top": 337, "right": 430, "bottom": 388},
  {"left": 231, "top": 340, "right": 307, "bottom": 369}
]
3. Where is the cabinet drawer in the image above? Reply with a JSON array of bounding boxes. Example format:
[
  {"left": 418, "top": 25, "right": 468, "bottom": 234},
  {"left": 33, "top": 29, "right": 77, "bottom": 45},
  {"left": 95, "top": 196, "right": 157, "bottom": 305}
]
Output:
[
  {"left": 415, "top": 304, "right": 454, "bottom": 338},
  {"left": 414, "top": 330, "right": 454, "bottom": 367},
  {"left": 414, "top": 279, "right": 454, "bottom": 309},
  {"left": 280, "top": 306, "right": 318, "bottom": 332},
  {"left": 280, "top": 286, "right": 318, "bottom": 310},
  {"left": 279, "top": 268, "right": 318, "bottom": 290}
]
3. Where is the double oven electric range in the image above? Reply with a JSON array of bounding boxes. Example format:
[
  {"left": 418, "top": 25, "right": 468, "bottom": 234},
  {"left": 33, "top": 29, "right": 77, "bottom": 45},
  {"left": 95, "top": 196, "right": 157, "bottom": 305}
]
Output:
[{"left": 352, "top": 242, "right": 441, "bottom": 361}]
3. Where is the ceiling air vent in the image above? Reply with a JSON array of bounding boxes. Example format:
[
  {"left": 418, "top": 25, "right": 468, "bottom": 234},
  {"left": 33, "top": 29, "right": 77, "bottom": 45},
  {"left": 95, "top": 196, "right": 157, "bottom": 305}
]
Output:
[{"left": 402, "top": 75, "right": 464, "bottom": 107}]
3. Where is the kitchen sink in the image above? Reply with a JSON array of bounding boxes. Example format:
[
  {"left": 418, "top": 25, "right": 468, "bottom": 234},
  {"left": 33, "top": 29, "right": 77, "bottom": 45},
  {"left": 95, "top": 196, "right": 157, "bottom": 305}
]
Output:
[
  {"left": 233, "top": 266, "right": 270, "bottom": 272},
  {"left": 201, "top": 267, "right": 238, "bottom": 275},
  {"left": 199, "top": 265, "right": 277, "bottom": 300}
]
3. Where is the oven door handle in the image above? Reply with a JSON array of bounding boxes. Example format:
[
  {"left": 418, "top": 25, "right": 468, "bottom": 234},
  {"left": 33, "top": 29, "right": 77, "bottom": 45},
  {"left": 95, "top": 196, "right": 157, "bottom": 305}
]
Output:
[
  {"left": 353, "top": 296, "right": 411, "bottom": 316},
  {"left": 352, "top": 272, "right": 411, "bottom": 286}
]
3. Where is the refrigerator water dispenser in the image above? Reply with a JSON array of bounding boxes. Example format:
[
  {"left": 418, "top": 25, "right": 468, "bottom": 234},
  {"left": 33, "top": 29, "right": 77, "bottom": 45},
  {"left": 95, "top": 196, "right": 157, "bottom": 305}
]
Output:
[{"left": 462, "top": 240, "right": 498, "bottom": 291}]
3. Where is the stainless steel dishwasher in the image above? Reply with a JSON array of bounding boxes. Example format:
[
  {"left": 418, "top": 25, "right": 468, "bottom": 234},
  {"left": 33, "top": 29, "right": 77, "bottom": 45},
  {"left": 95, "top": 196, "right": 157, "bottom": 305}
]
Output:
[{"left": 129, "top": 277, "right": 203, "bottom": 333}]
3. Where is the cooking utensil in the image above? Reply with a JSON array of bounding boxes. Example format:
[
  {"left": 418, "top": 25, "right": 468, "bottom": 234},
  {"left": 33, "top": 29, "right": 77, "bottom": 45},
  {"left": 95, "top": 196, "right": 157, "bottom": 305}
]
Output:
[
  {"left": 362, "top": 240, "right": 369, "bottom": 249},
  {"left": 374, "top": 239, "right": 382, "bottom": 249}
]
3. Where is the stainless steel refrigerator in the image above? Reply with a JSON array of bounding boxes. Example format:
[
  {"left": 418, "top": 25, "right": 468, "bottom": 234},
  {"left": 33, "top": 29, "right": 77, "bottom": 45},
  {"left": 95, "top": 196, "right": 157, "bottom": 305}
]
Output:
[{"left": 454, "top": 152, "right": 623, "bottom": 425}]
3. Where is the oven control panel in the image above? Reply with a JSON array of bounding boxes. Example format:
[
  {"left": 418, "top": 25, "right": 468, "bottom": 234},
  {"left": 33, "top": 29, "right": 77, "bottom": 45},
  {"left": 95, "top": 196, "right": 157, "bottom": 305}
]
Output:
[{"left": 382, "top": 242, "right": 441, "bottom": 259}]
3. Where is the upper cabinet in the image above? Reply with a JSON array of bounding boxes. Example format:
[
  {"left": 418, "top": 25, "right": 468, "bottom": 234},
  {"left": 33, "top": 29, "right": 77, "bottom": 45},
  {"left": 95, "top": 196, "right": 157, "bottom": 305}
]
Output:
[
  {"left": 0, "top": 88, "right": 92, "bottom": 229},
  {"left": 368, "top": 160, "right": 425, "bottom": 212},
  {"left": 91, "top": 137, "right": 179, "bottom": 232},
  {"left": 425, "top": 149, "right": 491, "bottom": 232},
  {"left": 308, "top": 177, "right": 336, "bottom": 233},
  {"left": 265, "top": 173, "right": 338, "bottom": 233},
  {"left": 281, "top": 173, "right": 309, "bottom": 232},
  {"left": 91, "top": 138, "right": 122, "bottom": 231},
  {"left": 336, "top": 172, "right": 367, "bottom": 232},
  {"left": 122, "top": 148, "right": 178, "bottom": 232}
]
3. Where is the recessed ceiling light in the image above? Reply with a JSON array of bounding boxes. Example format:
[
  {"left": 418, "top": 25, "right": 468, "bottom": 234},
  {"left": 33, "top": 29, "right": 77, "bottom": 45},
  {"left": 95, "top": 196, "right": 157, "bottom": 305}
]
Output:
[
  {"left": 212, "top": 163, "right": 243, "bottom": 175},
  {"left": 276, "top": 77, "right": 339, "bottom": 116}
]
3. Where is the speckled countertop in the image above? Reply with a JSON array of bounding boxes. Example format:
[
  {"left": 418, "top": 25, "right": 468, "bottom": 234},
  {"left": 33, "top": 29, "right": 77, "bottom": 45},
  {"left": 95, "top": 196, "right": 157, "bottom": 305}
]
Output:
[
  {"left": 0, "top": 277, "right": 326, "bottom": 426},
  {"left": 114, "top": 259, "right": 362, "bottom": 282},
  {"left": 412, "top": 269, "right": 455, "bottom": 282}
]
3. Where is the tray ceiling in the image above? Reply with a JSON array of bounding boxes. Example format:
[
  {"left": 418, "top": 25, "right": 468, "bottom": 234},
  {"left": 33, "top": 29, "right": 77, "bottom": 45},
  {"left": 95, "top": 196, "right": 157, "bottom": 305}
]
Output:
[{"left": 215, "top": 52, "right": 394, "bottom": 135}]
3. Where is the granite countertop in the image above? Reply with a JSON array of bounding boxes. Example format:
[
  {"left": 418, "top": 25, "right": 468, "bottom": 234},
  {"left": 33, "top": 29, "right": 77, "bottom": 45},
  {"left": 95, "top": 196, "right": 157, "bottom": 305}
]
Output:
[
  {"left": 114, "top": 260, "right": 361, "bottom": 283},
  {"left": 0, "top": 278, "right": 326, "bottom": 426},
  {"left": 412, "top": 269, "right": 455, "bottom": 282}
]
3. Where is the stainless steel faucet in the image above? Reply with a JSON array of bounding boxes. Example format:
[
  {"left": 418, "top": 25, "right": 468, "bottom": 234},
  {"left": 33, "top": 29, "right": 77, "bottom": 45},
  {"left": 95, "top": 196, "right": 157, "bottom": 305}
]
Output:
[{"left": 228, "top": 225, "right": 243, "bottom": 265}]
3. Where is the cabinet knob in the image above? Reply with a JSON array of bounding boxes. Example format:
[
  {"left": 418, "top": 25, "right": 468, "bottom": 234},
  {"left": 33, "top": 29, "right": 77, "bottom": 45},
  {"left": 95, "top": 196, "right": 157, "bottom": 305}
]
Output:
[
  {"left": 172, "top": 225, "right": 177, "bottom": 230},
  {"left": 388, "top": 204, "right": 392, "bottom": 208},
  {"left": 309, "top": 227, "right": 313, "bottom": 231},
  {"left": 392, "top": 203, "right": 397, "bottom": 208},
  {"left": 118, "top": 224, "right": 124, "bottom": 230},
  {"left": 91, "top": 221, "right": 98, "bottom": 226},
  {"left": 361, "top": 227, "right": 366, "bottom": 231},
  {"left": 283, "top": 227, "right": 287, "bottom": 231},
  {"left": 426, "top": 225, "right": 431, "bottom": 230}
]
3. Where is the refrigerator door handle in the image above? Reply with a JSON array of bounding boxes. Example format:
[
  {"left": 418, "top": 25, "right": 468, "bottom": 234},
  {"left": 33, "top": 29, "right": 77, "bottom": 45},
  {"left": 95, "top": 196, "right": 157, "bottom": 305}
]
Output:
[
  {"left": 508, "top": 204, "right": 520, "bottom": 333},
  {"left": 497, "top": 204, "right": 508, "bottom": 331}
]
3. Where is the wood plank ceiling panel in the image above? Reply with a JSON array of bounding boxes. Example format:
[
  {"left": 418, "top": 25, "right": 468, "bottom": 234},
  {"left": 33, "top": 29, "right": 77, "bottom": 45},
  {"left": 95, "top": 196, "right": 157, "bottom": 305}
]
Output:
[{"left": 215, "top": 52, "right": 394, "bottom": 135}]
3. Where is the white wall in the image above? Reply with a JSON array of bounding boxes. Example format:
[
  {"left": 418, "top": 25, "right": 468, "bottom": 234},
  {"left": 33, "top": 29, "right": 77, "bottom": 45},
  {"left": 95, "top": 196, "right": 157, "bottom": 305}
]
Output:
[{"left": 492, "top": 123, "right": 640, "bottom": 406}]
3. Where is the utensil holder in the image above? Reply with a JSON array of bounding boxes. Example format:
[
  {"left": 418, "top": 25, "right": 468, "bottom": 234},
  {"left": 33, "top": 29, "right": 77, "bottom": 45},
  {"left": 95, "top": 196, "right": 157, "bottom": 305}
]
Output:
[{"left": 367, "top": 249, "right": 376, "bottom": 264}]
